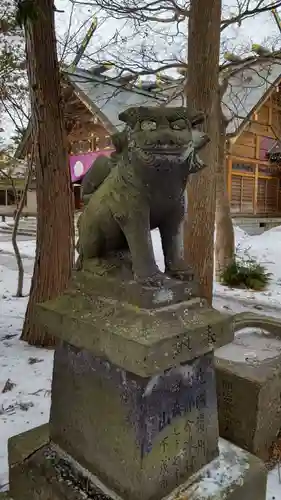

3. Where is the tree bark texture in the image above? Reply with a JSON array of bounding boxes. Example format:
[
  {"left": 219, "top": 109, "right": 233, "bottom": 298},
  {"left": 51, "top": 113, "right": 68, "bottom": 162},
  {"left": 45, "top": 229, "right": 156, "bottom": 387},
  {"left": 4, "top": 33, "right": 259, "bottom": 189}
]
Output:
[
  {"left": 215, "top": 108, "right": 235, "bottom": 279},
  {"left": 184, "top": 0, "right": 222, "bottom": 304},
  {"left": 21, "top": 0, "right": 74, "bottom": 346}
]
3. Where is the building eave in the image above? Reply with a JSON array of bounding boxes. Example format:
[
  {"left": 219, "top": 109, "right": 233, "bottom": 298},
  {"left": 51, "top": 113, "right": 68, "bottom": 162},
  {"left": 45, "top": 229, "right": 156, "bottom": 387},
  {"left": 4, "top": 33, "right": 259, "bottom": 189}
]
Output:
[
  {"left": 63, "top": 73, "right": 117, "bottom": 134},
  {"left": 226, "top": 73, "right": 281, "bottom": 144}
]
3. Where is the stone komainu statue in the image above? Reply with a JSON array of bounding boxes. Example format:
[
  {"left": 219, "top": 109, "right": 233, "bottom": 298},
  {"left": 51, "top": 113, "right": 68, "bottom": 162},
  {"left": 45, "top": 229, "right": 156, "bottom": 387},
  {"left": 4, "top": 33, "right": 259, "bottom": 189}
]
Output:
[{"left": 77, "top": 106, "right": 209, "bottom": 286}]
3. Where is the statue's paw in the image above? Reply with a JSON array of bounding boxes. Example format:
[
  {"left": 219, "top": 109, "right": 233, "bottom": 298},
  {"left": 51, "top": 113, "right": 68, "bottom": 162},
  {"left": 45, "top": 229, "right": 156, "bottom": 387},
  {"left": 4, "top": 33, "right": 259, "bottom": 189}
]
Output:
[
  {"left": 166, "top": 267, "right": 195, "bottom": 282},
  {"left": 136, "top": 271, "right": 165, "bottom": 287}
]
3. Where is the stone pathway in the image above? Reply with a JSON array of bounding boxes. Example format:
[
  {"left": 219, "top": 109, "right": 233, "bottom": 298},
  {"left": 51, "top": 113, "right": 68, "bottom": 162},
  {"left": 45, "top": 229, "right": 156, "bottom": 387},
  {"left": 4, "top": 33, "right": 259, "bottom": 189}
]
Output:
[
  {"left": 0, "top": 218, "right": 37, "bottom": 237},
  {"left": 0, "top": 215, "right": 80, "bottom": 238},
  {"left": 0, "top": 253, "right": 34, "bottom": 275}
]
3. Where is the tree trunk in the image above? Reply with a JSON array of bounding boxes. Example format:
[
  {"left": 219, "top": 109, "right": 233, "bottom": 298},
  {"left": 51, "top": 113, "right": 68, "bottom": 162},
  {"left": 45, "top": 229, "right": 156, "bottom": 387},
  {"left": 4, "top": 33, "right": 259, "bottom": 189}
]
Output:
[
  {"left": 12, "top": 157, "right": 33, "bottom": 298},
  {"left": 20, "top": 0, "right": 74, "bottom": 346},
  {"left": 184, "top": 0, "right": 222, "bottom": 304},
  {"left": 215, "top": 108, "right": 235, "bottom": 280}
]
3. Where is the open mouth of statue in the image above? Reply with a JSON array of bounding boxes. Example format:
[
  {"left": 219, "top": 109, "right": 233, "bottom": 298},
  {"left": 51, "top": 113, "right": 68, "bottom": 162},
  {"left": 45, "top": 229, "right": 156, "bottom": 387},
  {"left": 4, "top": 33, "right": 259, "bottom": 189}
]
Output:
[{"left": 143, "top": 145, "right": 183, "bottom": 155}]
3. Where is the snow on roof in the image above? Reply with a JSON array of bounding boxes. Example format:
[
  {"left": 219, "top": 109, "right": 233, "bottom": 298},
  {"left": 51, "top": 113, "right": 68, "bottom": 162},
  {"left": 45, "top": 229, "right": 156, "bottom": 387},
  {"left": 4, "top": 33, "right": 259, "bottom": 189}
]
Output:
[
  {"left": 14, "top": 59, "right": 281, "bottom": 158},
  {"left": 66, "top": 68, "right": 183, "bottom": 132},
  {"left": 66, "top": 61, "right": 281, "bottom": 137},
  {"left": 221, "top": 61, "right": 281, "bottom": 135}
]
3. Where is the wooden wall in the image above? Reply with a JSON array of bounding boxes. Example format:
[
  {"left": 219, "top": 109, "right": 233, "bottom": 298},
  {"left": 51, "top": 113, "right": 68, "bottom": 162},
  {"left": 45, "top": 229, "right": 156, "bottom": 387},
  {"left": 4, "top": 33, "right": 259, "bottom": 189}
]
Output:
[
  {"left": 67, "top": 95, "right": 113, "bottom": 210},
  {"left": 228, "top": 86, "right": 281, "bottom": 216},
  {"left": 66, "top": 96, "right": 113, "bottom": 154},
  {"left": 69, "top": 120, "right": 112, "bottom": 154}
]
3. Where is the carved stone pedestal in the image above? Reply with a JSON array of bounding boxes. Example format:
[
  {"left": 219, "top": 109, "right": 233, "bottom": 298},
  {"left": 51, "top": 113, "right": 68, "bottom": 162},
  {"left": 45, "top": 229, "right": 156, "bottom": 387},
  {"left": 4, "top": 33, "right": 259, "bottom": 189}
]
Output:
[{"left": 7, "top": 262, "right": 267, "bottom": 500}]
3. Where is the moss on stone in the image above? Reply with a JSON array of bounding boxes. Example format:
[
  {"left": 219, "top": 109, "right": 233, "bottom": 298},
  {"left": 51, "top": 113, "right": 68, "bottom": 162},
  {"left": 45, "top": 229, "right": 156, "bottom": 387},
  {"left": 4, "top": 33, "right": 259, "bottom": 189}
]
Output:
[
  {"left": 35, "top": 278, "right": 233, "bottom": 377},
  {"left": 8, "top": 423, "right": 49, "bottom": 467}
]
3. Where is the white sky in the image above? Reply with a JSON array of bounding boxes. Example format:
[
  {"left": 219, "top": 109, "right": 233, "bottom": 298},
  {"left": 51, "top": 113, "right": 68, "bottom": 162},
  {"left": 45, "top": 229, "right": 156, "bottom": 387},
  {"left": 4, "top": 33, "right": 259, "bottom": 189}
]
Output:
[
  {"left": 54, "top": 0, "right": 281, "bottom": 65},
  {"left": 0, "top": 0, "right": 280, "bottom": 147}
]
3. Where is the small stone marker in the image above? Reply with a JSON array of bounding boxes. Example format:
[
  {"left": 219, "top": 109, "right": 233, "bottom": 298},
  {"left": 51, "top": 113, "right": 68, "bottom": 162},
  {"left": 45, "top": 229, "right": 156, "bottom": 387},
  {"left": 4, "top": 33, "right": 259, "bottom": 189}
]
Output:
[{"left": 215, "top": 316, "right": 281, "bottom": 460}]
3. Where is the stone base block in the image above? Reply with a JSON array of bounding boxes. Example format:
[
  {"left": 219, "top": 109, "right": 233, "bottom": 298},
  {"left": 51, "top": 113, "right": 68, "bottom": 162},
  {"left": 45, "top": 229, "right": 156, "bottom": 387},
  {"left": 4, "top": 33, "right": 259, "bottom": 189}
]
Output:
[
  {"left": 8, "top": 425, "right": 267, "bottom": 500},
  {"left": 74, "top": 259, "right": 200, "bottom": 309},
  {"left": 50, "top": 345, "right": 219, "bottom": 500},
  {"left": 215, "top": 326, "right": 281, "bottom": 460},
  {"left": 35, "top": 266, "right": 233, "bottom": 377}
]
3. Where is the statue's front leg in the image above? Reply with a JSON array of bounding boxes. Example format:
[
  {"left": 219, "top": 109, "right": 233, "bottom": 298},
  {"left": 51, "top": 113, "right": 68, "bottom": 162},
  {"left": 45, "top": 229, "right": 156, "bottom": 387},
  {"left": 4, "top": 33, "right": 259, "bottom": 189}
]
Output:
[
  {"left": 159, "top": 205, "right": 194, "bottom": 282},
  {"left": 115, "top": 210, "right": 164, "bottom": 286}
]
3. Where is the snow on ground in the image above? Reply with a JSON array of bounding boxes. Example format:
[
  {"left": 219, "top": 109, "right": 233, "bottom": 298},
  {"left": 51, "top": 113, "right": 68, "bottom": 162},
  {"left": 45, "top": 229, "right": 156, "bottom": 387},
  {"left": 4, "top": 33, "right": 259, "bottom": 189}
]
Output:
[
  {"left": 0, "top": 225, "right": 281, "bottom": 496},
  {"left": 152, "top": 224, "right": 281, "bottom": 311},
  {"left": 0, "top": 239, "right": 36, "bottom": 259},
  {"left": 0, "top": 222, "right": 11, "bottom": 229},
  {"left": 267, "top": 467, "right": 281, "bottom": 500},
  {"left": 214, "top": 224, "right": 281, "bottom": 310},
  {"left": 0, "top": 217, "right": 37, "bottom": 228},
  {"left": 0, "top": 265, "right": 53, "bottom": 491},
  {"left": 0, "top": 222, "right": 277, "bottom": 289}
]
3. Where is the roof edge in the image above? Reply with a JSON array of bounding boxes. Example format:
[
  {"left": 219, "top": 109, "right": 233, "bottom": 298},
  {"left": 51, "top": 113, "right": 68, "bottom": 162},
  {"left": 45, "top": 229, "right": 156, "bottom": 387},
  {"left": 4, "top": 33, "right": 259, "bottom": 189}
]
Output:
[
  {"left": 226, "top": 73, "right": 281, "bottom": 142},
  {"left": 64, "top": 67, "right": 167, "bottom": 101},
  {"left": 68, "top": 77, "right": 117, "bottom": 134}
]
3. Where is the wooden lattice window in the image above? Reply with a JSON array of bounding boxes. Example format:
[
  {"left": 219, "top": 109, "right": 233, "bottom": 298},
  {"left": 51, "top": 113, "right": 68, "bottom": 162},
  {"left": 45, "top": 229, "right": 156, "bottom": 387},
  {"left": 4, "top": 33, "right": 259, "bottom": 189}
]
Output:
[
  {"left": 241, "top": 177, "right": 254, "bottom": 213},
  {"left": 257, "top": 177, "right": 280, "bottom": 214},
  {"left": 266, "top": 178, "right": 279, "bottom": 213},
  {"left": 231, "top": 175, "right": 254, "bottom": 214},
  {"left": 230, "top": 176, "right": 242, "bottom": 213},
  {"left": 257, "top": 179, "right": 266, "bottom": 213}
]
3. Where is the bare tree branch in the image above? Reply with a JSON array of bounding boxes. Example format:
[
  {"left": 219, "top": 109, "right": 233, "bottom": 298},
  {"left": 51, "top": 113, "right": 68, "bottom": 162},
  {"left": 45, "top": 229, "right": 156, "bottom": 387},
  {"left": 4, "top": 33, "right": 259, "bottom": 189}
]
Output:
[
  {"left": 221, "top": 0, "right": 281, "bottom": 31},
  {"left": 70, "top": 0, "right": 281, "bottom": 31}
]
